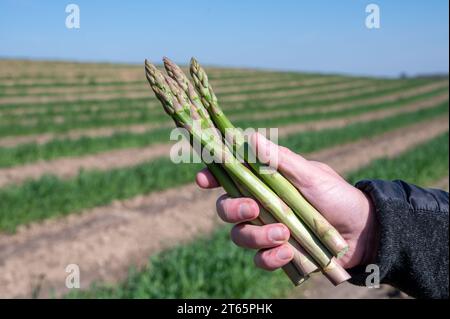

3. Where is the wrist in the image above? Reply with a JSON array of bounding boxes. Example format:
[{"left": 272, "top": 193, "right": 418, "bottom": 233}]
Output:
[{"left": 360, "top": 192, "right": 379, "bottom": 265}]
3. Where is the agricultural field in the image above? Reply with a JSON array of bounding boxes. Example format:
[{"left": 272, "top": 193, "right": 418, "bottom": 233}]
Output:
[{"left": 0, "top": 59, "right": 448, "bottom": 298}]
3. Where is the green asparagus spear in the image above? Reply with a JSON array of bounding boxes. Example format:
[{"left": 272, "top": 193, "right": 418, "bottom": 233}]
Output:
[
  {"left": 147, "top": 60, "right": 309, "bottom": 285},
  {"left": 189, "top": 58, "right": 348, "bottom": 258},
  {"left": 144, "top": 60, "right": 349, "bottom": 285},
  {"left": 163, "top": 57, "right": 320, "bottom": 277},
  {"left": 160, "top": 60, "right": 312, "bottom": 284}
]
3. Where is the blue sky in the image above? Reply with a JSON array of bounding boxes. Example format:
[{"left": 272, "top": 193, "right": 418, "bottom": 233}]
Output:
[{"left": 0, "top": 0, "right": 448, "bottom": 77}]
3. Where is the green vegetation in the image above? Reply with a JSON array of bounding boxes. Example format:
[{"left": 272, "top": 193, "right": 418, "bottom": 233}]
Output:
[
  {"left": 0, "top": 73, "right": 302, "bottom": 98},
  {"left": 0, "top": 77, "right": 432, "bottom": 138},
  {"left": 0, "top": 76, "right": 420, "bottom": 119},
  {"left": 68, "top": 132, "right": 449, "bottom": 298},
  {"left": 0, "top": 61, "right": 448, "bottom": 299},
  {"left": 0, "top": 73, "right": 349, "bottom": 111},
  {"left": 0, "top": 93, "right": 446, "bottom": 168},
  {"left": 0, "top": 67, "right": 299, "bottom": 90},
  {"left": 0, "top": 127, "right": 172, "bottom": 167},
  {"left": 0, "top": 75, "right": 354, "bottom": 122},
  {"left": 281, "top": 101, "right": 448, "bottom": 153},
  {"left": 0, "top": 79, "right": 375, "bottom": 136},
  {"left": 0, "top": 103, "right": 447, "bottom": 231},
  {"left": 0, "top": 158, "right": 202, "bottom": 232},
  {"left": 66, "top": 226, "right": 289, "bottom": 298},
  {"left": 347, "top": 132, "right": 449, "bottom": 185}
]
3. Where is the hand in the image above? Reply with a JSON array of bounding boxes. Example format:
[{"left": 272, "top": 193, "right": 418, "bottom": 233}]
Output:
[{"left": 196, "top": 133, "right": 379, "bottom": 271}]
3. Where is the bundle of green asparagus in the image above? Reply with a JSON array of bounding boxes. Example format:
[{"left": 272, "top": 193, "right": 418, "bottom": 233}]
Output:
[{"left": 144, "top": 57, "right": 351, "bottom": 286}]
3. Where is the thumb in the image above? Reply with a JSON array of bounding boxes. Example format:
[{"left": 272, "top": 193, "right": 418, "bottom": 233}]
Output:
[{"left": 249, "top": 132, "right": 317, "bottom": 188}]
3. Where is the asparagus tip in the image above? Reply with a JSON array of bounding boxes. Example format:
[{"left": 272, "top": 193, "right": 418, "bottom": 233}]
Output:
[
  {"left": 162, "top": 56, "right": 172, "bottom": 70},
  {"left": 190, "top": 57, "right": 199, "bottom": 70},
  {"left": 162, "top": 56, "right": 177, "bottom": 78}
]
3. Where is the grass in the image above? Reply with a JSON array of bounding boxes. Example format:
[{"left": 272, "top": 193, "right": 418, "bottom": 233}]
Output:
[
  {"left": 347, "top": 131, "right": 449, "bottom": 185},
  {"left": 0, "top": 67, "right": 301, "bottom": 89},
  {"left": 0, "top": 73, "right": 350, "bottom": 111},
  {"left": 0, "top": 61, "right": 447, "bottom": 299},
  {"left": 0, "top": 103, "right": 447, "bottom": 231},
  {"left": 1, "top": 80, "right": 437, "bottom": 137},
  {"left": 0, "top": 94, "right": 446, "bottom": 168},
  {"left": 0, "top": 73, "right": 304, "bottom": 98},
  {"left": 224, "top": 79, "right": 426, "bottom": 114},
  {"left": 0, "top": 79, "right": 376, "bottom": 136},
  {"left": 235, "top": 88, "right": 448, "bottom": 128},
  {"left": 0, "top": 80, "right": 405, "bottom": 123},
  {"left": 0, "top": 78, "right": 429, "bottom": 135},
  {"left": 67, "top": 131, "right": 449, "bottom": 298},
  {"left": 0, "top": 158, "right": 202, "bottom": 232},
  {"left": 67, "top": 226, "right": 289, "bottom": 299},
  {"left": 0, "top": 79, "right": 414, "bottom": 116},
  {"left": 0, "top": 75, "right": 354, "bottom": 122},
  {"left": 281, "top": 102, "right": 448, "bottom": 153}
]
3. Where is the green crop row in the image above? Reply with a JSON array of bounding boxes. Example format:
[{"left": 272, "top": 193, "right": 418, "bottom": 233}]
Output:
[
  {"left": 0, "top": 104, "right": 447, "bottom": 231},
  {"left": 0, "top": 79, "right": 438, "bottom": 137},
  {"left": 0, "top": 80, "right": 389, "bottom": 136},
  {"left": 0, "top": 67, "right": 308, "bottom": 89},
  {"left": 0, "top": 90, "right": 446, "bottom": 168},
  {"left": 0, "top": 72, "right": 302, "bottom": 98},
  {"left": 0, "top": 74, "right": 363, "bottom": 113},
  {"left": 66, "top": 131, "right": 449, "bottom": 299},
  {"left": 0, "top": 77, "right": 425, "bottom": 121},
  {"left": 0, "top": 75, "right": 356, "bottom": 120},
  {"left": 0, "top": 80, "right": 405, "bottom": 126},
  {"left": 234, "top": 89, "right": 448, "bottom": 128},
  {"left": 232, "top": 79, "right": 437, "bottom": 114},
  {"left": 347, "top": 132, "right": 449, "bottom": 185},
  {"left": 280, "top": 102, "right": 448, "bottom": 154},
  {"left": 67, "top": 226, "right": 289, "bottom": 298},
  {"left": 0, "top": 73, "right": 318, "bottom": 98}
]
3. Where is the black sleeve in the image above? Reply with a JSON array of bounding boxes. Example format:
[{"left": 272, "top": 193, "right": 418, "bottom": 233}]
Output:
[{"left": 346, "top": 179, "right": 449, "bottom": 299}]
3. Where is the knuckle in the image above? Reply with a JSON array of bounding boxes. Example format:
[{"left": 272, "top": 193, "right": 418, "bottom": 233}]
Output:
[
  {"left": 216, "top": 195, "right": 230, "bottom": 221},
  {"left": 313, "top": 161, "right": 333, "bottom": 172},
  {"left": 256, "top": 250, "right": 276, "bottom": 271},
  {"left": 230, "top": 224, "right": 245, "bottom": 246},
  {"left": 278, "top": 146, "right": 292, "bottom": 158},
  {"left": 247, "top": 227, "right": 261, "bottom": 246}
]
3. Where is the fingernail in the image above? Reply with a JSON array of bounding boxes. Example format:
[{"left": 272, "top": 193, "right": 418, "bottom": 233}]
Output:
[
  {"left": 239, "top": 203, "right": 254, "bottom": 219},
  {"left": 276, "top": 246, "right": 292, "bottom": 260},
  {"left": 268, "top": 226, "right": 287, "bottom": 243}
]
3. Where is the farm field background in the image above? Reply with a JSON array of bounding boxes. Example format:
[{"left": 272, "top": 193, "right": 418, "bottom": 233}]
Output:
[{"left": 0, "top": 59, "right": 448, "bottom": 298}]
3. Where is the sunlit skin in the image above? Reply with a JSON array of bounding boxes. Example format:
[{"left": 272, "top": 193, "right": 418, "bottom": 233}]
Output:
[{"left": 196, "top": 132, "right": 379, "bottom": 271}]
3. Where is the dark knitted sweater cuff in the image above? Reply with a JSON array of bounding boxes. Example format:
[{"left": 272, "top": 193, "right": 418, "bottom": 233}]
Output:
[{"left": 346, "top": 180, "right": 409, "bottom": 287}]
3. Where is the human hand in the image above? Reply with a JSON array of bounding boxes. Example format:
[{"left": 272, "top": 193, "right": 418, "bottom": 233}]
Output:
[{"left": 196, "top": 133, "right": 378, "bottom": 270}]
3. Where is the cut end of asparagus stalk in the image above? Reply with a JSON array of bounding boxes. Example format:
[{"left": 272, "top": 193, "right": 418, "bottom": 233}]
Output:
[
  {"left": 288, "top": 238, "right": 320, "bottom": 275},
  {"left": 282, "top": 263, "right": 309, "bottom": 286},
  {"left": 321, "top": 258, "right": 351, "bottom": 286}
]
